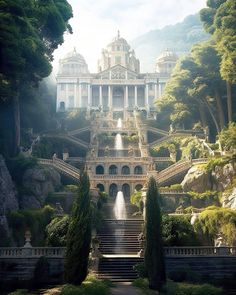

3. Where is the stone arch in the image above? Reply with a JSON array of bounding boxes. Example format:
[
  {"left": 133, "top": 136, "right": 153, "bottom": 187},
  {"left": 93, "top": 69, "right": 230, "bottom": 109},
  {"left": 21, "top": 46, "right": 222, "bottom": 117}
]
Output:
[
  {"left": 109, "top": 183, "right": 118, "bottom": 198},
  {"left": 122, "top": 183, "right": 130, "bottom": 199},
  {"left": 96, "top": 165, "right": 104, "bottom": 175},
  {"left": 135, "top": 184, "right": 143, "bottom": 191},
  {"left": 97, "top": 183, "right": 105, "bottom": 192},
  {"left": 134, "top": 165, "right": 143, "bottom": 174},
  {"left": 109, "top": 165, "right": 118, "bottom": 175},
  {"left": 121, "top": 165, "right": 130, "bottom": 175}
]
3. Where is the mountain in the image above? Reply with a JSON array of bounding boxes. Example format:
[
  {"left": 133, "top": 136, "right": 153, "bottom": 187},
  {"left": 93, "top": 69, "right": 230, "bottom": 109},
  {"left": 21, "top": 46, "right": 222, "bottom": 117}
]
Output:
[{"left": 131, "top": 14, "right": 210, "bottom": 72}]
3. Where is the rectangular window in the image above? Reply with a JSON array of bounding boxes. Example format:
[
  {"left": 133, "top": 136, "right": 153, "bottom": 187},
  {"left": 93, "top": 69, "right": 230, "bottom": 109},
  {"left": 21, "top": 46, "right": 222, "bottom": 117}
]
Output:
[
  {"left": 61, "top": 84, "right": 66, "bottom": 91},
  {"left": 81, "top": 83, "right": 87, "bottom": 91},
  {"left": 149, "top": 83, "right": 153, "bottom": 90},
  {"left": 68, "top": 84, "right": 74, "bottom": 91}
]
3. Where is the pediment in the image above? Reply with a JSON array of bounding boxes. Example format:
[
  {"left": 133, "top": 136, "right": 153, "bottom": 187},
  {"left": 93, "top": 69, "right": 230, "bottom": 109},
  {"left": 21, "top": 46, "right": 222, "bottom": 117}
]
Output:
[{"left": 98, "top": 65, "right": 138, "bottom": 80}]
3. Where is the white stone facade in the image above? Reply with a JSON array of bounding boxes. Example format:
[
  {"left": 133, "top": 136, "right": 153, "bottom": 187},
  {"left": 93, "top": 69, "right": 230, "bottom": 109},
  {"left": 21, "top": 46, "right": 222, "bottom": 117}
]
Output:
[{"left": 56, "top": 32, "right": 178, "bottom": 115}]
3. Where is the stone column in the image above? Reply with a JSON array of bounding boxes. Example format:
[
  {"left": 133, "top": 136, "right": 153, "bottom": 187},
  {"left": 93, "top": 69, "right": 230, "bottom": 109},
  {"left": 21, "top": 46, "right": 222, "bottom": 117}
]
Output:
[
  {"left": 134, "top": 85, "right": 137, "bottom": 107},
  {"left": 74, "top": 83, "right": 78, "bottom": 107},
  {"left": 154, "top": 83, "right": 158, "bottom": 100},
  {"left": 99, "top": 85, "right": 102, "bottom": 107},
  {"left": 145, "top": 84, "right": 149, "bottom": 110},
  {"left": 79, "top": 84, "right": 82, "bottom": 108},
  {"left": 125, "top": 85, "right": 128, "bottom": 108},
  {"left": 88, "top": 85, "right": 91, "bottom": 109},
  {"left": 159, "top": 83, "right": 162, "bottom": 97},
  {"left": 108, "top": 85, "right": 112, "bottom": 110},
  {"left": 65, "top": 84, "right": 68, "bottom": 109}
]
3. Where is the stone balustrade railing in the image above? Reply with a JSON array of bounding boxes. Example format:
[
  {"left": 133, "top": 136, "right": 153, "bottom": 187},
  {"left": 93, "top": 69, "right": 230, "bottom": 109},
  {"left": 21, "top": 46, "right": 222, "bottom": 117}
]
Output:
[
  {"left": 91, "top": 174, "right": 147, "bottom": 180},
  {"left": 68, "top": 126, "right": 90, "bottom": 136},
  {"left": 1, "top": 246, "right": 235, "bottom": 258},
  {"left": 159, "top": 189, "right": 185, "bottom": 195}
]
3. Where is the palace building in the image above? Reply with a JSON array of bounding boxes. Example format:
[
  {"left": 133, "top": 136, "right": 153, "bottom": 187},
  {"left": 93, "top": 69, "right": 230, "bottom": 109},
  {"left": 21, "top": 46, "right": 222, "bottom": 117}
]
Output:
[{"left": 56, "top": 32, "right": 178, "bottom": 116}]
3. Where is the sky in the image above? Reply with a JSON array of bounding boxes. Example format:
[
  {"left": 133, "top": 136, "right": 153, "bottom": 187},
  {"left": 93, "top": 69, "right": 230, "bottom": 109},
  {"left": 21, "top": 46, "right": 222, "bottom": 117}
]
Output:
[{"left": 52, "top": 0, "right": 206, "bottom": 74}]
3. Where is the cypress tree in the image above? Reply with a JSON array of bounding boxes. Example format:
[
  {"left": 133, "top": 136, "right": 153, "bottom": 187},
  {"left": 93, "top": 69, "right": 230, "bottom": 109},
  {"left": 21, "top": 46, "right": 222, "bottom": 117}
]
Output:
[
  {"left": 144, "top": 176, "right": 166, "bottom": 291},
  {"left": 64, "top": 171, "right": 91, "bottom": 285}
]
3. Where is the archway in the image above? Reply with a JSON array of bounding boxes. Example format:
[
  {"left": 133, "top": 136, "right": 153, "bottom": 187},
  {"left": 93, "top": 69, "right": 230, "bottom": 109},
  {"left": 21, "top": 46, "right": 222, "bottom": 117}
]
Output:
[
  {"left": 135, "top": 184, "right": 143, "bottom": 191},
  {"left": 96, "top": 165, "right": 104, "bottom": 174},
  {"left": 109, "top": 165, "right": 118, "bottom": 175},
  {"left": 97, "top": 183, "right": 105, "bottom": 192},
  {"left": 122, "top": 183, "right": 130, "bottom": 199},
  {"left": 134, "top": 165, "right": 143, "bottom": 174},
  {"left": 109, "top": 183, "right": 118, "bottom": 198},
  {"left": 121, "top": 165, "right": 130, "bottom": 175},
  {"left": 113, "top": 87, "right": 124, "bottom": 108}
]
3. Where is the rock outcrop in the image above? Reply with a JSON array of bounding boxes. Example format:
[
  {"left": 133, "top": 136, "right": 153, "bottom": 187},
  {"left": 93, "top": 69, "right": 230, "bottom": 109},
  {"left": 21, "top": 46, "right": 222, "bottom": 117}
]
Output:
[
  {"left": 0, "top": 155, "right": 19, "bottom": 213},
  {"left": 21, "top": 166, "right": 61, "bottom": 208},
  {"left": 222, "top": 188, "right": 236, "bottom": 209},
  {"left": 0, "top": 155, "right": 19, "bottom": 245},
  {"left": 182, "top": 161, "right": 236, "bottom": 194},
  {"left": 181, "top": 166, "right": 212, "bottom": 193}
]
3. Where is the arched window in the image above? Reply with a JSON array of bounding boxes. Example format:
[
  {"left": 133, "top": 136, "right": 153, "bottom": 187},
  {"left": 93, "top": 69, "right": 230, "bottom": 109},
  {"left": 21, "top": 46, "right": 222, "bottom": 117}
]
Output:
[
  {"left": 122, "top": 183, "right": 130, "bottom": 198},
  {"left": 59, "top": 101, "right": 65, "bottom": 112},
  {"left": 135, "top": 184, "right": 143, "bottom": 191},
  {"left": 109, "top": 183, "right": 118, "bottom": 198},
  {"left": 109, "top": 165, "right": 118, "bottom": 175},
  {"left": 121, "top": 166, "right": 130, "bottom": 175},
  {"left": 96, "top": 165, "right": 104, "bottom": 175},
  {"left": 134, "top": 166, "right": 143, "bottom": 174},
  {"left": 97, "top": 183, "right": 105, "bottom": 192}
]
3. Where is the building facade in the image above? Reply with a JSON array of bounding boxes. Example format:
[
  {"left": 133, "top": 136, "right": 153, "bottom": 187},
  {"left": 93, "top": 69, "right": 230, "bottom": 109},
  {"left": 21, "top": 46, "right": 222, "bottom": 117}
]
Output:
[{"left": 56, "top": 32, "right": 178, "bottom": 116}]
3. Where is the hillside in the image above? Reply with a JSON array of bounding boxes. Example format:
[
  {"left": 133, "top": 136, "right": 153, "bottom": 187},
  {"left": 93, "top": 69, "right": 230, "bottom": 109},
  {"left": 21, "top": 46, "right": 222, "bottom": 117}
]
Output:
[{"left": 131, "top": 13, "right": 210, "bottom": 72}]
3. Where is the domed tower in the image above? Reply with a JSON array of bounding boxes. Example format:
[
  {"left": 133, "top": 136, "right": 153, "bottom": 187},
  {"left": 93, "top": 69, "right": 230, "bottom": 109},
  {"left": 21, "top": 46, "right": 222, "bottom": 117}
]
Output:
[
  {"left": 155, "top": 49, "right": 178, "bottom": 75},
  {"left": 98, "top": 31, "right": 140, "bottom": 73},
  {"left": 58, "top": 48, "right": 89, "bottom": 76}
]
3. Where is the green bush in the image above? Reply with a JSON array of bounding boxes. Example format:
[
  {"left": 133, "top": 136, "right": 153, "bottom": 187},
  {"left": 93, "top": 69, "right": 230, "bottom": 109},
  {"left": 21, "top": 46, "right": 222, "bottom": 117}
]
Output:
[
  {"left": 61, "top": 275, "right": 111, "bottom": 295},
  {"left": 133, "top": 263, "right": 148, "bottom": 278},
  {"left": 7, "top": 205, "right": 55, "bottom": 246},
  {"left": 46, "top": 215, "right": 69, "bottom": 246},
  {"left": 162, "top": 215, "right": 200, "bottom": 246}
]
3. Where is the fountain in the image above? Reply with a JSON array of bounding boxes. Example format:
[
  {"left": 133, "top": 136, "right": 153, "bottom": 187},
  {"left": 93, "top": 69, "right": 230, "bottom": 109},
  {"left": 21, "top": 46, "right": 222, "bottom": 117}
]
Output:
[
  {"left": 113, "top": 191, "right": 127, "bottom": 220},
  {"left": 117, "top": 118, "right": 122, "bottom": 129}
]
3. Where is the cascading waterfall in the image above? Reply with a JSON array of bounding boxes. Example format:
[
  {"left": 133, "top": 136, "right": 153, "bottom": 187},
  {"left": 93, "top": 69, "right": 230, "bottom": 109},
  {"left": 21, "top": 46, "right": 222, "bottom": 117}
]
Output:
[
  {"left": 115, "top": 134, "right": 123, "bottom": 150},
  {"left": 113, "top": 191, "right": 127, "bottom": 220},
  {"left": 117, "top": 118, "right": 122, "bottom": 129}
]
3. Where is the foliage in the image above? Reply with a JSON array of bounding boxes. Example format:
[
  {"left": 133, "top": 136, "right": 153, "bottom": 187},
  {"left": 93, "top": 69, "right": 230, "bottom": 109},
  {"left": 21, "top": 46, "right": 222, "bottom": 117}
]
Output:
[
  {"left": 97, "top": 133, "right": 114, "bottom": 146},
  {"left": 123, "top": 135, "right": 139, "bottom": 144},
  {"left": 46, "top": 215, "right": 69, "bottom": 247},
  {"left": 130, "top": 191, "right": 142, "bottom": 210},
  {"left": 160, "top": 184, "right": 182, "bottom": 191},
  {"left": 65, "top": 185, "right": 78, "bottom": 193},
  {"left": 205, "top": 156, "right": 232, "bottom": 172},
  {"left": 219, "top": 122, "right": 236, "bottom": 151},
  {"left": 0, "top": 0, "right": 73, "bottom": 156},
  {"left": 187, "top": 191, "right": 219, "bottom": 204},
  {"left": 7, "top": 205, "right": 54, "bottom": 246},
  {"left": 144, "top": 177, "right": 166, "bottom": 290},
  {"left": 162, "top": 215, "right": 200, "bottom": 246},
  {"left": 6, "top": 155, "right": 38, "bottom": 186},
  {"left": 64, "top": 171, "right": 91, "bottom": 285},
  {"left": 61, "top": 275, "right": 111, "bottom": 295},
  {"left": 133, "top": 263, "right": 148, "bottom": 278},
  {"left": 193, "top": 206, "right": 236, "bottom": 245},
  {"left": 97, "top": 192, "right": 108, "bottom": 210},
  {"left": 65, "top": 110, "right": 89, "bottom": 131}
]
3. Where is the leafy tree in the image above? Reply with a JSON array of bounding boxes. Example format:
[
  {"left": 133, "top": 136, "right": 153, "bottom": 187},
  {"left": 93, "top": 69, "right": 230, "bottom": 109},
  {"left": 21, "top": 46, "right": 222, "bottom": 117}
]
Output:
[
  {"left": 218, "top": 122, "right": 236, "bottom": 151},
  {"left": 200, "top": 0, "right": 236, "bottom": 122},
  {"left": 144, "top": 177, "right": 166, "bottom": 291},
  {"left": 0, "top": 0, "right": 73, "bottom": 156},
  {"left": 46, "top": 215, "right": 69, "bottom": 246},
  {"left": 64, "top": 171, "right": 91, "bottom": 285},
  {"left": 162, "top": 215, "right": 200, "bottom": 246}
]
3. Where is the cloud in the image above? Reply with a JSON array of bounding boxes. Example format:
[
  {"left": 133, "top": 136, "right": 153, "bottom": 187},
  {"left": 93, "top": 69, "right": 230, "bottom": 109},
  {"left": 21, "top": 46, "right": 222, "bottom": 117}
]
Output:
[{"left": 52, "top": 0, "right": 206, "bottom": 73}]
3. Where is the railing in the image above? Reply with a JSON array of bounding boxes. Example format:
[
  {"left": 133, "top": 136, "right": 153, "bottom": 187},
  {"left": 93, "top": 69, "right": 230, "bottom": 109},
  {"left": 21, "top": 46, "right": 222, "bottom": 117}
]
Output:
[
  {"left": 159, "top": 189, "right": 185, "bottom": 195},
  {"left": 92, "top": 174, "right": 147, "bottom": 180},
  {"left": 68, "top": 126, "right": 90, "bottom": 136},
  {"left": 43, "top": 134, "right": 89, "bottom": 149},
  {"left": 1, "top": 247, "right": 235, "bottom": 258},
  {"left": 152, "top": 157, "right": 173, "bottom": 162},
  {"left": 146, "top": 126, "right": 168, "bottom": 135},
  {"left": 38, "top": 158, "right": 80, "bottom": 181}
]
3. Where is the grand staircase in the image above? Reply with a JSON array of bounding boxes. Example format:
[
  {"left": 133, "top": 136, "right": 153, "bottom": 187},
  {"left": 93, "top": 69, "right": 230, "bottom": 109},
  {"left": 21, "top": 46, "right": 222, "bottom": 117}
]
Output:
[{"left": 96, "top": 205, "right": 144, "bottom": 282}]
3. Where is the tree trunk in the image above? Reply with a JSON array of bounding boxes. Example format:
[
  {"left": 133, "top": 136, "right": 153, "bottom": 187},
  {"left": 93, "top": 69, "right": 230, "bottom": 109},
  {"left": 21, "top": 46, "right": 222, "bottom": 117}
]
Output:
[
  {"left": 204, "top": 98, "right": 220, "bottom": 134},
  {"left": 199, "top": 103, "right": 207, "bottom": 128},
  {"left": 12, "top": 94, "right": 20, "bottom": 156},
  {"left": 215, "top": 89, "right": 225, "bottom": 130},
  {"left": 226, "top": 81, "right": 232, "bottom": 123}
]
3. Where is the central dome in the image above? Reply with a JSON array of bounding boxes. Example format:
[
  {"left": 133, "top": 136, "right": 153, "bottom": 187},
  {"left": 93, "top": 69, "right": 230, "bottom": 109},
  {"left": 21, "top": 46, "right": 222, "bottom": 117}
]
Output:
[{"left": 98, "top": 31, "right": 140, "bottom": 73}]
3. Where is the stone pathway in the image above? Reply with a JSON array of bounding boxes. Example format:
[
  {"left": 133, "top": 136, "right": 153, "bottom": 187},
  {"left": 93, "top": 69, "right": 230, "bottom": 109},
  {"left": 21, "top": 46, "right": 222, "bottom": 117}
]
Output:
[{"left": 111, "top": 282, "right": 143, "bottom": 295}]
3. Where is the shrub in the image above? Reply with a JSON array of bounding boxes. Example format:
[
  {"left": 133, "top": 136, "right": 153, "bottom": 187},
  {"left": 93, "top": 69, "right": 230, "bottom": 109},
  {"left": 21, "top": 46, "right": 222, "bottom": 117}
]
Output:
[
  {"left": 133, "top": 263, "right": 148, "bottom": 278},
  {"left": 46, "top": 215, "right": 70, "bottom": 246},
  {"left": 61, "top": 275, "right": 110, "bottom": 295}
]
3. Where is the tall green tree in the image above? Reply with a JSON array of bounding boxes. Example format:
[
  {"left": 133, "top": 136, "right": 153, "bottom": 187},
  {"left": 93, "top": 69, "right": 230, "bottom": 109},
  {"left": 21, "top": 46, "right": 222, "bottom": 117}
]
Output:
[
  {"left": 64, "top": 171, "right": 92, "bottom": 285},
  {"left": 0, "top": 0, "right": 72, "bottom": 155},
  {"left": 200, "top": 0, "right": 236, "bottom": 122},
  {"left": 144, "top": 177, "right": 166, "bottom": 291}
]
